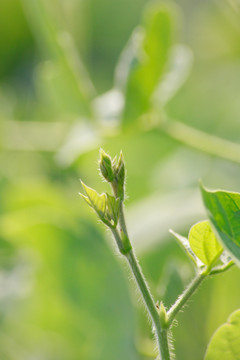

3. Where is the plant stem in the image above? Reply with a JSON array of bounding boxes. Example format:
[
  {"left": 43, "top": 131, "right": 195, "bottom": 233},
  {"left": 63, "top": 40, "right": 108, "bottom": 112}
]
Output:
[
  {"left": 115, "top": 201, "right": 170, "bottom": 360},
  {"left": 126, "top": 250, "right": 171, "bottom": 360},
  {"left": 111, "top": 227, "right": 127, "bottom": 255},
  {"left": 111, "top": 204, "right": 171, "bottom": 359},
  {"left": 167, "top": 270, "right": 207, "bottom": 327},
  {"left": 160, "top": 119, "right": 240, "bottom": 165},
  {"left": 210, "top": 260, "right": 235, "bottom": 275},
  {"left": 119, "top": 201, "right": 129, "bottom": 238}
]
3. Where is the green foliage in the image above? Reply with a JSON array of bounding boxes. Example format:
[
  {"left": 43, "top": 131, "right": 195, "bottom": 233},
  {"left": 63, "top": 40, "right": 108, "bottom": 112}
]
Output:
[
  {"left": 80, "top": 181, "right": 120, "bottom": 227},
  {"left": 98, "top": 149, "right": 126, "bottom": 200},
  {"left": 201, "top": 185, "right": 240, "bottom": 266},
  {"left": 189, "top": 220, "right": 223, "bottom": 267},
  {"left": 2, "top": 0, "right": 240, "bottom": 359},
  {"left": 0, "top": 182, "right": 137, "bottom": 360},
  {"left": 122, "top": 2, "right": 174, "bottom": 127},
  {"left": 80, "top": 150, "right": 131, "bottom": 254},
  {"left": 80, "top": 181, "right": 107, "bottom": 219},
  {"left": 106, "top": 194, "right": 120, "bottom": 226},
  {"left": 22, "top": 0, "right": 94, "bottom": 117},
  {"left": 205, "top": 309, "right": 240, "bottom": 360}
]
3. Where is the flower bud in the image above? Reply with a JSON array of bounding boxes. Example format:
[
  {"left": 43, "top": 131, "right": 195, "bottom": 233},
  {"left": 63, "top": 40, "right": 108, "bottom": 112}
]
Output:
[
  {"left": 159, "top": 302, "right": 168, "bottom": 328},
  {"left": 99, "top": 149, "right": 114, "bottom": 182},
  {"left": 113, "top": 151, "right": 125, "bottom": 200}
]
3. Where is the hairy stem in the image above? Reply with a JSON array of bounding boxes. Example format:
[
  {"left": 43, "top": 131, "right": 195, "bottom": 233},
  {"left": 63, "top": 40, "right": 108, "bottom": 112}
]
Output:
[
  {"left": 167, "top": 260, "right": 235, "bottom": 327},
  {"left": 119, "top": 201, "right": 129, "bottom": 238},
  {"left": 111, "top": 206, "right": 171, "bottom": 359},
  {"left": 167, "top": 270, "right": 207, "bottom": 326},
  {"left": 126, "top": 250, "right": 171, "bottom": 360},
  {"left": 161, "top": 119, "right": 240, "bottom": 165},
  {"left": 118, "top": 203, "right": 170, "bottom": 358},
  {"left": 111, "top": 227, "right": 127, "bottom": 255}
]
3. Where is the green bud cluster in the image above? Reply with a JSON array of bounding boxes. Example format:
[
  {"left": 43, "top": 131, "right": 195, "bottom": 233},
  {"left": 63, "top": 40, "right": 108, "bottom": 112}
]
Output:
[
  {"left": 99, "top": 149, "right": 125, "bottom": 200},
  {"left": 80, "top": 149, "right": 126, "bottom": 230}
]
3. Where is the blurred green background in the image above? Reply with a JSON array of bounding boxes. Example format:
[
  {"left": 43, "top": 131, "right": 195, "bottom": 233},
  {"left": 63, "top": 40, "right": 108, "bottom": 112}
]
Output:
[{"left": 1, "top": 0, "right": 240, "bottom": 359}]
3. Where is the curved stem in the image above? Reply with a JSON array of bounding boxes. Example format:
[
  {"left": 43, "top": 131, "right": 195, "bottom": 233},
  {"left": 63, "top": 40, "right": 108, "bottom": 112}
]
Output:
[
  {"left": 210, "top": 260, "right": 235, "bottom": 275},
  {"left": 126, "top": 250, "right": 171, "bottom": 360},
  {"left": 167, "top": 260, "right": 235, "bottom": 327},
  {"left": 116, "top": 201, "right": 170, "bottom": 360},
  {"left": 114, "top": 203, "right": 171, "bottom": 358},
  {"left": 160, "top": 119, "right": 240, "bottom": 165},
  {"left": 111, "top": 222, "right": 170, "bottom": 358},
  {"left": 167, "top": 271, "right": 207, "bottom": 327}
]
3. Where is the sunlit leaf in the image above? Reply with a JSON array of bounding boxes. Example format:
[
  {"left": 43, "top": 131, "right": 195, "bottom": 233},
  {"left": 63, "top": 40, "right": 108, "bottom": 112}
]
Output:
[
  {"left": 189, "top": 220, "right": 223, "bottom": 267},
  {"left": 205, "top": 309, "right": 240, "bottom": 360},
  {"left": 201, "top": 184, "right": 240, "bottom": 266},
  {"left": 79, "top": 193, "right": 92, "bottom": 207},
  {"left": 106, "top": 194, "right": 120, "bottom": 226},
  {"left": 80, "top": 181, "right": 106, "bottom": 219}
]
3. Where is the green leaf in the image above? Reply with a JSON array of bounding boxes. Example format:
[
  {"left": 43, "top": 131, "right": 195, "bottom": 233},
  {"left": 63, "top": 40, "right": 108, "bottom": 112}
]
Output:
[
  {"left": 201, "top": 184, "right": 240, "bottom": 266},
  {"left": 188, "top": 220, "right": 223, "bottom": 267},
  {"left": 169, "top": 229, "right": 203, "bottom": 267},
  {"left": 205, "top": 309, "right": 240, "bottom": 360},
  {"left": 121, "top": 3, "right": 174, "bottom": 127},
  {"left": 80, "top": 181, "right": 107, "bottom": 220},
  {"left": 106, "top": 194, "right": 120, "bottom": 226}
]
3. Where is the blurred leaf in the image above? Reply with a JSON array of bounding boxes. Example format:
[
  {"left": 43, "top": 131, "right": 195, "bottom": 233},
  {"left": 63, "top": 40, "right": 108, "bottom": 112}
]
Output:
[
  {"left": 121, "top": 2, "right": 174, "bottom": 127},
  {"left": 55, "top": 121, "right": 99, "bottom": 167},
  {"left": 204, "top": 309, "right": 240, "bottom": 360},
  {"left": 201, "top": 185, "right": 240, "bottom": 266},
  {"left": 152, "top": 44, "right": 193, "bottom": 108},
  {"left": 227, "top": 0, "right": 240, "bottom": 11},
  {"left": 0, "top": 0, "right": 34, "bottom": 79},
  {"left": 1, "top": 120, "right": 67, "bottom": 152},
  {"left": 35, "top": 60, "right": 91, "bottom": 118},
  {"left": 22, "top": 0, "right": 94, "bottom": 117},
  {"left": 92, "top": 88, "right": 124, "bottom": 127},
  {"left": 189, "top": 220, "right": 222, "bottom": 267},
  {"left": 0, "top": 182, "right": 138, "bottom": 360}
]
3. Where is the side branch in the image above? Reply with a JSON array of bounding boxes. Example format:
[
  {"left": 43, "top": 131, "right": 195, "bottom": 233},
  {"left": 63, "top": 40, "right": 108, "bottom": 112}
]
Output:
[{"left": 167, "top": 271, "right": 207, "bottom": 327}]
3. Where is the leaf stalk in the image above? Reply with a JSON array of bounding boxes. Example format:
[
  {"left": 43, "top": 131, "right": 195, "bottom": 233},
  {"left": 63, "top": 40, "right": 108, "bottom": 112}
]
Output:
[{"left": 167, "top": 271, "right": 207, "bottom": 327}]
